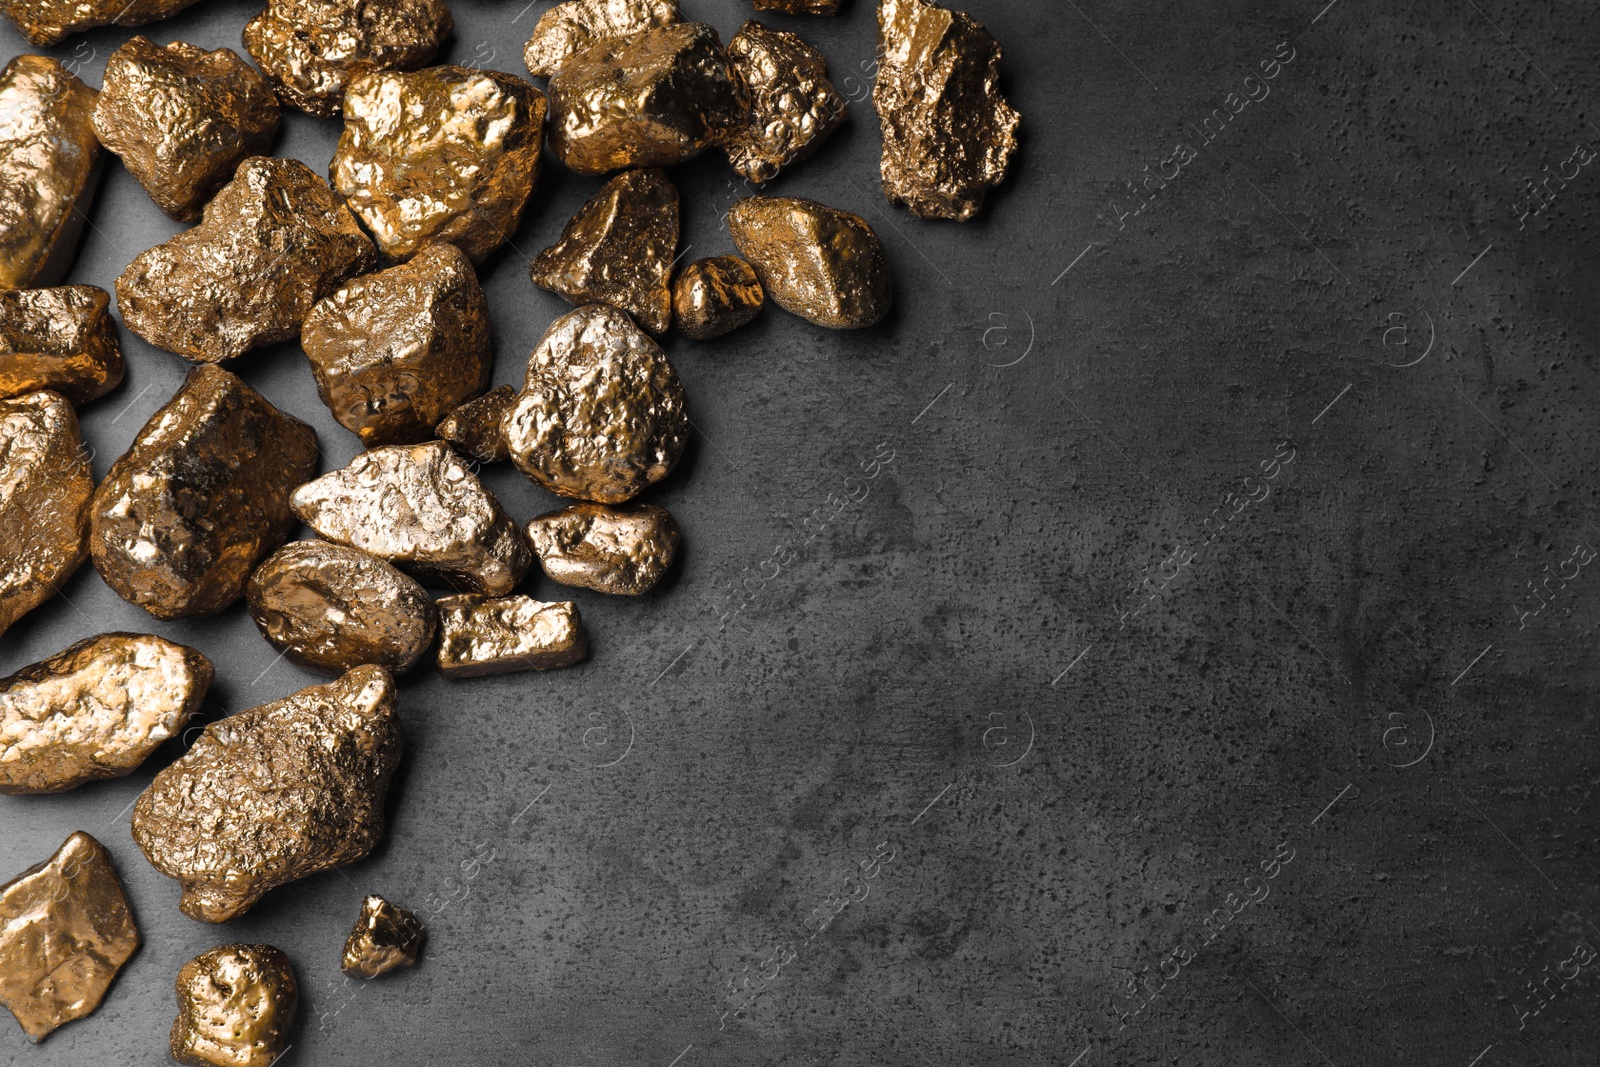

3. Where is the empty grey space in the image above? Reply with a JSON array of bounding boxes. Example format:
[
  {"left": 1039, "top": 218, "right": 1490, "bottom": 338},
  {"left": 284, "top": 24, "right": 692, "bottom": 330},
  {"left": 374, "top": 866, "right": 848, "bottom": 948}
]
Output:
[{"left": 4, "top": 0, "right": 1599, "bottom": 1063}]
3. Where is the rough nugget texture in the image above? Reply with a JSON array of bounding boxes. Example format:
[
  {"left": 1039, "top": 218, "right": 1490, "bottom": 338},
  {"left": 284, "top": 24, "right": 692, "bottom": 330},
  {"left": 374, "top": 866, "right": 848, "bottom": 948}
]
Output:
[
  {"left": 723, "top": 21, "right": 847, "bottom": 184},
  {"left": 342, "top": 895, "right": 424, "bottom": 978},
  {"left": 0, "top": 391, "right": 92, "bottom": 639},
  {"left": 0, "top": 286, "right": 124, "bottom": 405},
  {"left": 752, "top": 0, "right": 841, "bottom": 13},
  {"left": 728, "top": 195, "right": 891, "bottom": 328},
  {"left": 0, "top": 56, "right": 101, "bottom": 289},
  {"left": 435, "top": 594, "right": 588, "bottom": 678},
  {"left": 672, "top": 254, "right": 763, "bottom": 340},
  {"left": 524, "top": 0, "right": 681, "bottom": 78},
  {"left": 169, "top": 944, "right": 297, "bottom": 1066},
  {"left": 436, "top": 385, "right": 514, "bottom": 464},
  {"left": 526, "top": 502, "right": 679, "bottom": 595},
  {"left": 2, "top": 0, "right": 203, "bottom": 46}
]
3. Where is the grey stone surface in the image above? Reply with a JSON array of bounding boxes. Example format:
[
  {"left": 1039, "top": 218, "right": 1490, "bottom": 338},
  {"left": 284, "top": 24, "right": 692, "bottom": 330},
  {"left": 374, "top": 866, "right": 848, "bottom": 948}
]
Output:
[{"left": 3, "top": 0, "right": 1600, "bottom": 1064}]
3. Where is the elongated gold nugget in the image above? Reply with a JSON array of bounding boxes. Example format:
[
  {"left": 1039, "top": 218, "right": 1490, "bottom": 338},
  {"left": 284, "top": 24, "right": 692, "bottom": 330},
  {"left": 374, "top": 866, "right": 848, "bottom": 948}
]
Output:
[
  {"left": 342, "top": 895, "right": 424, "bottom": 978},
  {"left": 170, "top": 944, "right": 297, "bottom": 1066},
  {"left": 436, "top": 594, "right": 588, "bottom": 678},
  {"left": 0, "top": 56, "right": 101, "bottom": 289},
  {"left": 0, "top": 390, "right": 92, "bottom": 640},
  {"left": 0, "top": 286, "right": 124, "bottom": 405},
  {"left": 526, "top": 502, "right": 679, "bottom": 595},
  {"left": 672, "top": 255, "right": 763, "bottom": 340},
  {"left": 2, "top": 0, "right": 204, "bottom": 45},
  {"left": 728, "top": 196, "right": 891, "bottom": 328},
  {"left": 723, "top": 21, "right": 847, "bottom": 184},
  {"left": 752, "top": 0, "right": 841, "bottom": 13},
  {"left": 524, "top": 0, "right": 681, "bottom": 78},
  {"left": 436, "top": 385, "right": 515, "bottom": 464}
]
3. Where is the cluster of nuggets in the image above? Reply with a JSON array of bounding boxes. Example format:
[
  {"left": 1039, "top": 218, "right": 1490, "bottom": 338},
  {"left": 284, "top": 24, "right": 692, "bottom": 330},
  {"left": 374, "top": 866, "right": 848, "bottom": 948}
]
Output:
[{"left": 0, "top": 0, "right": 1018, "bottom": 1058}]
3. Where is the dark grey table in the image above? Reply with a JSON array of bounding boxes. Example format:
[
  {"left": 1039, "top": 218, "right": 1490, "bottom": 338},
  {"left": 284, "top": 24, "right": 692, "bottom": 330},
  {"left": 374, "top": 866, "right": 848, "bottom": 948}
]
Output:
[{"left": 5, "top": 0, "right": 1599, "bottom": 1063}]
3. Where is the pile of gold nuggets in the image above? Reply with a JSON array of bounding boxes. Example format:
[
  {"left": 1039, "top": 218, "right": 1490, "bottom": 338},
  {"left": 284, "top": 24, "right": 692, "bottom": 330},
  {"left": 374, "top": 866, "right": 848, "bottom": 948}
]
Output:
[{"left": 0, "top": 0, "right": 1018, "bottom": 1058}]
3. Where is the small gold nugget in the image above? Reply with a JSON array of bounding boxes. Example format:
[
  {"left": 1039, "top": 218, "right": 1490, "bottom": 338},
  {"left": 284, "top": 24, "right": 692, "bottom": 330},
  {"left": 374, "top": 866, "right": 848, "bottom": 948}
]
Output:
[
  {"left": 728, "top": 196, "right": 891, "bottom": 329},
  {"left": 0, "top": 56, "right": 100, "bottom": 289},
  {"left": 303, "top": 244, "right": 493, "bottom": 447},
  {"left": 672, "top": 255, "right": 763, "bottom": 341},
  {"left": 0, "top": 634, "right": 212, "bottom": 795},
  {"left": 526, "top": 502, "right": 680, "bottom": 596},
  {"left": 723, "top": 21, "right": 847, "bottom": 184},
  {"left": 531, "top": 168, "right": 679, "bottom": 336},
  {"left": 436, "top": 385, "right": 515, "bottom": 464},
  {"left": 0, "top": 833, "right": 138, "bottom": 1043},
  {"left": 505, "top": 304, "right": 689, "bottom": 503},
  {"left": 170, "top": 944, "right": 297, "bottom": 1067},
  {"left": 342, "top": 895, "right": 424, "bottom": 978},
  {"left": 1, "top": 0, "right": 202, "bottom": 45},
  {"left": 436, "top": 595, "right": 588, "bottom": 678},
  {"left": 332, "top": 67, "right": 546, "bottom": 263},
  {"left": 524, "top": 0, "right": 681, "bottom": 78},
  {"left": 752, "top": 0, "right": 841, "bottom": 13},
  {"left": 116, "top": 157, "right": 376, "bottom": 362},
  {"left": 0, "top": 391, "right": 92, "bottom": 640},
  {"left": 133, "top": 666, "right": 403, "bottom": 923},
  {"left": 91, "top": 365, "right": 319, "bottom": 619},
  {"left": 0, "top": 286, "right": 124, "bottom": 405}
]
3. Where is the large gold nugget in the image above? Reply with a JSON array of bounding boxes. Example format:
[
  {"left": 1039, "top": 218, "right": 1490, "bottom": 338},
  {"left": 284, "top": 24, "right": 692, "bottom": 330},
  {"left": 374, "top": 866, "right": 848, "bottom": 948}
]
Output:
[
  {"left": 524, "top": 0, "right": 680, "bottom": 78},
  {"left": 436, "top": 384, "right": 514, "bottom": 464},
  {"left": 243, "top": 0, "right": 452, "bottom": 118},
  {"left": 92, "top": 37, "right": 280, "bottom": 222},
  {"left": 0, "top": 391, "right": 92, "bottom": 640},
  {"left": 723, "top": 21, "right": 846, "bottom": 184},
  {"left": 90, "top": 365, "right": 319, "bottom": 619},
  {"left": 547, "top": 22, "right": 745, "bottom": 176},
  {"left": 246, "top": 540, "right": 437, "bottom": 676},
  {"left": 292, "top": 441, "right": 531, "bottom": 596},
  {"left": 2, "top": 0, "right": 203, "bottom": 45},
  {"left": 672, "top": 255, "right": 763, "bottom": 341},
  {"left": 526, "top": 502, "right": 679, "bottom": 595},
  {"left": 530, "top": 168, "right": 678, "bottom": 336},
  {"left": 0, "top": 633, "right": 212, "bottom": 795},
  {"left": 504, "top": 304, "right": 688, "bottom": 503},
  {"left": 873, "top": 0, "right": 1020, "bottom": 221},
  {"left": 303, "top": 244, "right": 492, "bottom": 447},
  {"left": 341, "top": 895, "right": 423, "bottom": 978},
  {"left": 0, "top": 286, "right": 123, "bottom": 405},
  {"left": 436, "top": 594, "right": 587, "bottom": 678},
  {"left": 0, "top": 56, "right": 101, "bottom": 289},
  {"left": 0, "top": 833, "right": 138, "bottom": 1043},
  {"left": 752, "top": 0, "right": 841, "bottom": 13},
  {"left": 133, "top": 666, "right": 403, "bottom": 923},
  {"left": 332, "top": 67, "right": 546, "bottom": 263},
  {"left": 728, "top": 196, "right": 891, "bottom": 329},
  {"left": 170, "top": 944, "right": 296, "bottom": 1066},
  {"left": 116, "top": 157, "right": 376, "bottom": 362}
]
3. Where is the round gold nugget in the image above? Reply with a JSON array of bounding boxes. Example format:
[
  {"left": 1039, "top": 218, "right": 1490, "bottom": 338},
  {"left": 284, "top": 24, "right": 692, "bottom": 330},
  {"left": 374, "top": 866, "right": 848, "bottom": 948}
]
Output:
[
  {"left": 672, "top": 255, "right": 763, "bottom": 341},
  {"left": 170, "top": 944, "right": 297, "bottom": 1067}
]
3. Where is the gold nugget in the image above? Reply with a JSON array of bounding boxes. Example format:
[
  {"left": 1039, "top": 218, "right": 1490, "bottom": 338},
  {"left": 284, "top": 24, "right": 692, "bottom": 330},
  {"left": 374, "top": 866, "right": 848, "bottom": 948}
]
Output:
[
  {"left": 0, "top": 391, "right": 92, "bottom": 640},
  {"left": 526, "top": 502, "right": 679, "bottom": 595},
  {"left": 728, "top": 196, "right": 891, "bottom": 328},
  {"left": 752, "top": 0, "right": 841, "bottom": 13},
  {"left": 342, "top": 895, "right": 424, "bottom": 978},
  {"left": 170, "top": 944, "right": 297, "bottom": 1067},
  {"left": 724, "top": 21, "right": 847, "bottom": 184},
  {"left": 672, "top": 255, "right": 763, "bottom": 340},
  {"left": 0, "top": 833, "right": 139, "bottom": 1043},
  {"left": 436, "top": 595, "right": 588, "bottom": 678},
  {"left": 0, "top": 56, "right": 100, "bottom": 289},
  {"left": 531, "top": 168, "right": 678, "bottom": 336},
  {"left": 0, "top": 286, "right": 123, "bottom": 405},
  {"left": 436, "top": 385, "right": 515, "bottom": 464},
  {"left": 524, "top": 0, "right": 681, "bottom": 78},
  {"left": 2, "top": 0, "right": 202, "bottom": 45},
  {"left": 0, "top": 634, "right": 212, "bottom": 795}
]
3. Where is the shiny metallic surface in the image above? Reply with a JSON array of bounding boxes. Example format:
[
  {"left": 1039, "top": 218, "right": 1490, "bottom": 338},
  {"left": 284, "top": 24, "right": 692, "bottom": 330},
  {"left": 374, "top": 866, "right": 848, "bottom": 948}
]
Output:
[
  {"left": 0, "top": 390, "right": 91, "bottom": 640},
  {"left": 89, "top": 365, "right": 319, "bottom": 620},
  {"left": 523, "top": 0, "right": 680, "bottom": 78},
  {"left": 723, "top": 20, "right": 847, "bottom": 184},
  {"left": 530, "top": 167, "right": 678, "bottom": 337},
  {"left": 242, "top": 0, "right": 452, "bottom": 117},
  {"left": 525, "top": 501, "right": 679, "bottom": 596},
  {"left": 752, "top": 0, "right": 841, "bottom": 13},
  {"left": 0, "top": 55, "right": 100, "bottom": 290},
  {"left": 504, "top": 304, "right": 688, "bottom": 504},
  {"left": 341, "top": 894, "right": 423, "bottom": 979},
  {"left": 435, "top": 384, "right": 513, "bottom": 464},
  {"left": 727, "top": 195, "right": 890, "bottom": 328},
  {"left": 133, "top": 665, "right": 403, "bottom": 923},
  {"left": 0, "top": 633, "right": 212, "bottom": 795},
  {"left": 671, "top": 254, "right": 762, "bottom": 341},
  {"left": 0, "top": 832, "right": 138, "bottom": 1043},
  {"left": 435, "top": 594, "right": 587, "bottom": 678},
  {"left": 291, "top": 440, "right": 531, "bottom": 596},
  {"left": 91, "top": 37, "right": 279, "bottom": 222},
  {"left": 169, "top": 944, "right": 296, "bottom": 1067},
  {"left": 0, "top": 285, "right": 122, "bottom": 405},
  {"left": 546, "top": 22, "right": 744, "bottom": 176},
  {"left": 332, "top": 66, "right": 546, "bottom": 263},
  {"left": 873, "top": 0, "right": 1020, "bottom": 220},
  {"left": 302, "top": 243, "right": 493, "bottom": 448},
  {"left": 115, "top": 156, "right": 376, "bottom": 362},
  {"left": 0, "top": 0, "right": 201, "bottom": 45}
]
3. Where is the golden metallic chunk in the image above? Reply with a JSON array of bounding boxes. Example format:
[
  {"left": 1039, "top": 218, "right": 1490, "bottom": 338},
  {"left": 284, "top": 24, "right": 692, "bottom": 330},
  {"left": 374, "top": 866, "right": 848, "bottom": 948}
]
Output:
[
  {"left": 873, "top": 0, "right": 1020, "bottom": 221},
  {"left": 292, "top": 441, "right": 531, "bottom": 596},
  {"left": 242, "top": 0, "right": 452, "bottom": 117},
  {"left": 332, "top": 67, "right": 546, "bottom": 263},
  {"left": 0, "top": 633, "right": 212, "bottom": 795},
  {"left": 724, "top": 21, "right": 846, "bottom": 184},
  {"left": 0, "top": 56, "right": 101, "bottom": 289},
  {"left": 90, "top": 365, "right": 319, "bottom": 620},
  {"left": 753, "top": 0, "right": 841, "bottom": 13},
  {"left": 505, "top": 304, "right": 688, "bottom": 503},
  {"left": 436, "top": 384, "right": 514, "bottom": 464},
  {"left": 246, "top": 540, "right": 437, "bottom": 676},
  {"left": 0, "top": 391, "right": 91, "bottom": 640},
  {"left": 92, "top": 37, "right": 279, "bottom": 222},
  {"left": 672, "top": 254, "right": 763, "bottom": 340},
  {"left": 524, "top": 0, "right": 680, "bottom": 78},
  {"left": 2, "top": 0, "right": 202, "bottom": 44},
  {"left": 341, "top": 895, "right": 423, "bottom": 978},
  {"left": 170, "top": 944, "right": 297, "bottom": 1067},
  {"left": 116, "top": 157, "right": 376, "bottom": 362},
  {"left": 0, "top": 286, "right": 124, "bottom": 405},
  {"left": 526, "top": 502, "right": 678, "bottom": 595},
  {"left": 728, "top": 196, "right": 891, "bottom": 328},
  {"left": 303, "top": 244, "right": 492, "bottom": 448},
  {"left": 436, "top": 594, "right": 587, "bottom": 678},
  {"left": 133, "top": 666, "right": 403, "bottom": 923},
  {"left": 531, "top": 168, "right": 678, "bottom": 336},
  {"left": 547, "top": 22, "right": 745, "bottom": 175},
  {"left": 0, "top": 833, "right": 138, "bottom": 1043}
]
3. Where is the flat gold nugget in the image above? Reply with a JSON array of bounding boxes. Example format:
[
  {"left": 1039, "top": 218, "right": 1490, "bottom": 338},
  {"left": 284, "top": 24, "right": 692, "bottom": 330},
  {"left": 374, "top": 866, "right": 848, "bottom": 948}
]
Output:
[
  {"left": 723, "top": 20, "right": 847, "bottom": 184},
  {"left": 436, "top": 385, "right": 515, "bottom": 464},
  {"left": 524, "top": 0, "right": 681, "bottom": 78},
  {"left": 672, "top": 255, "right": 763, "bottom": 340},
  {"left": 728, "top": 196, "right": 891, "bottom": 328},
  {"left": 0, "top": 390, "right": 92, "bottom": 640},
  {"left": 170, "top": 944, "right": 297, "bottom": 1067},
  {"left": 2, "top": 0, "right": 203, "bottom": 45},
  {"left": 436, "top": 595, "right": 588, "bottom": 678},
  {"left": 0, "top": 56, "right": 101, "bottom": 289},
  {"left": 526, "top": 502, "right": 679, "bottom": 595},
  {"left": 342, "top": 895, "right": 424, "bottom": 978},
  {"left": 752, "top": 0, "right": 841, "bottom": 13},
  {"left": 0, "top": 286, "right": 124, "bottom": 405}
]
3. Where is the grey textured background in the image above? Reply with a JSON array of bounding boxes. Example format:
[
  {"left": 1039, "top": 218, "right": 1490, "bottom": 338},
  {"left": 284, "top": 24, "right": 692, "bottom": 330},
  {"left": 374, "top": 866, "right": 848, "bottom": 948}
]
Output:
[{"left": 4, "top": 0, "right": 1600, "bottom": 1063}]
